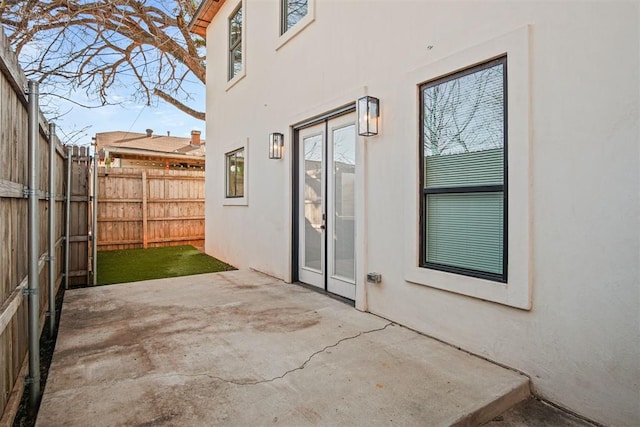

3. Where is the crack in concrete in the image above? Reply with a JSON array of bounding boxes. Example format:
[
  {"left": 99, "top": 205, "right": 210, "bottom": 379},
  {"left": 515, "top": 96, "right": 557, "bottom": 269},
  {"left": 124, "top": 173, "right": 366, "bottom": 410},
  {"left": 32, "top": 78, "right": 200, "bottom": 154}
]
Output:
[{"left": 162, "top": 322, "right": 394, "bottom": 386}]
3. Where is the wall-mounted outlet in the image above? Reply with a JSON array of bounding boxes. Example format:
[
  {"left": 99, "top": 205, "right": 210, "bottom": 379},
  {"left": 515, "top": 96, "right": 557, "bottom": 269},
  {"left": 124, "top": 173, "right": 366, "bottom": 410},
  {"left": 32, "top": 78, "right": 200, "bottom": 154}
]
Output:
[{"left": 367, "top": 272, "right": 382, "bottom": 284}]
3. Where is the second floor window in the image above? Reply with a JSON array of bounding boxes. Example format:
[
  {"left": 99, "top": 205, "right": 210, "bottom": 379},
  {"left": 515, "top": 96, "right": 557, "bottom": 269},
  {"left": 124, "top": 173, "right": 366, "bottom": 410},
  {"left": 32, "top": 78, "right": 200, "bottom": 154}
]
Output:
[
  {"left": 281, "top": 0, "right": 308, "bottom": 34},
  {"left": 228, "top": 5, "right": 242, "bottom": 80}
]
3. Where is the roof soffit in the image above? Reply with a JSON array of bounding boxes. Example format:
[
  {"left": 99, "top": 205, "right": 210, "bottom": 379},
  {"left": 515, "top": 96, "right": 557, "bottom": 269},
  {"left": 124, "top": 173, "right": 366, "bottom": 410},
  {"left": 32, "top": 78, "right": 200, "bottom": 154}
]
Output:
[{"left": 189, "top": 0, "right": 227, "bottom": 37}]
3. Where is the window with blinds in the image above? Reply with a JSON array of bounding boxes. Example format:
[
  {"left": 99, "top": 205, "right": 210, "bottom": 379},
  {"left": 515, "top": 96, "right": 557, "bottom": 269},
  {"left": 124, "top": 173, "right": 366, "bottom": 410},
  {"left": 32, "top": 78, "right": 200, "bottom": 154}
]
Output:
[{"left": 420, "top": 57, "right": 507, "bottom": 282}]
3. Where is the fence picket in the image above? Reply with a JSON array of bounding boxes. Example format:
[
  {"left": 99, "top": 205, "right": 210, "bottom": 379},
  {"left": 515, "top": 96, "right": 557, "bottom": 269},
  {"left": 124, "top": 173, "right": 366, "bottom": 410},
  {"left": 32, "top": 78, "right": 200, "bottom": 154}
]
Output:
[{"left": 97, "top": 167, "right": 205, "bottom": 250}]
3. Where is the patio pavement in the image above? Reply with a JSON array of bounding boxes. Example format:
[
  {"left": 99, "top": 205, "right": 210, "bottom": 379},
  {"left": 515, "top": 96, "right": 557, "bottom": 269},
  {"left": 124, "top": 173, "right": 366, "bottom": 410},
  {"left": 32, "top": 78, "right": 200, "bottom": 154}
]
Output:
[{"left": 37, "top": 270, "right": 530, "bottom": 426}]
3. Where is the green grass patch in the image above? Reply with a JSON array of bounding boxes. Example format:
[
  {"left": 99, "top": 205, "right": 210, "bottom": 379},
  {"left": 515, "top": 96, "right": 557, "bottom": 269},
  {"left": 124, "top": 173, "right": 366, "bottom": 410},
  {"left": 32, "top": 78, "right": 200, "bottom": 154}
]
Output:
[{"left": 97, "top": 245, "right": 235, "bottom": 285}]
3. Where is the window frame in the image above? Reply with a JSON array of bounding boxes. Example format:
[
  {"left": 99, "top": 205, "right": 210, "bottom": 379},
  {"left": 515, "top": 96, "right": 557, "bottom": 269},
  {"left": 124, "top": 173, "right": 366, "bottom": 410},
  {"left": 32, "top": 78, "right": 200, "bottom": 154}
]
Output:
[
  {"left": 403, "top": 25, "right": 532, "bottom": 310},
  {"left": 228, "top": 4, "right": 243, "bottom": 81},
  {"left": 419, "top": 56, "right": 508, "bottom": 283},
  {"left": 280, "top": 0, "right": 308, "bottom": 35},
  {"left": 225, "top": 147, "right": 245, "bottom": 199},
  {"left": 276, "top": 0, "right": 315, "bottom": 50}
]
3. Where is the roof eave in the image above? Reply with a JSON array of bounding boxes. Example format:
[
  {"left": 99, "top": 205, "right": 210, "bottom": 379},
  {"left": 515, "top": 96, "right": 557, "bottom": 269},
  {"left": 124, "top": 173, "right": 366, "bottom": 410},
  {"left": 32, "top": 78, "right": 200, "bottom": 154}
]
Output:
[
  {"left": 188, "top": 0, "right": 226, "bottom": 37},
  {"left": 104, "top": 146, "right": 205, "bottom": 160}
]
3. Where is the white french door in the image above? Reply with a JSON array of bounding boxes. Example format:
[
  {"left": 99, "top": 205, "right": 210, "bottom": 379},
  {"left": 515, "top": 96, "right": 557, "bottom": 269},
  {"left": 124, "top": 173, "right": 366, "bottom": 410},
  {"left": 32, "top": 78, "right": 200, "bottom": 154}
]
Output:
[{"left": 298, "top": 112, "right": 357, "bottom": 300}]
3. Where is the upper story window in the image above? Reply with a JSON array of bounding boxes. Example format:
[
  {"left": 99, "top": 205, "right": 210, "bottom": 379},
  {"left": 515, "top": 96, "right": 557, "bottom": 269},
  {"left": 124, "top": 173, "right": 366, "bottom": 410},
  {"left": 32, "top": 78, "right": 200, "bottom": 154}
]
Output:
[
  {"left": 281, "top": 0, "right": 308, "bottom": 34},
  {"left": 420, "top": 56, "right": 507, "bottom": 282},
  {"left": 226, "top": 148, "right": 245, "bottom": 198},
  {"left": 228, "top": 5, "right": 243, "bottom": 81}
]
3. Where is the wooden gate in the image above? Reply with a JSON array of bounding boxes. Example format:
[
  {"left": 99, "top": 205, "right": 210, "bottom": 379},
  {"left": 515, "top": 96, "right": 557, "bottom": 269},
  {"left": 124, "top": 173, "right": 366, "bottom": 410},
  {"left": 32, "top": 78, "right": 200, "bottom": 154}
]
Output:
[{"left": 67, "top": 146, "right": 91, "bottom": 287}]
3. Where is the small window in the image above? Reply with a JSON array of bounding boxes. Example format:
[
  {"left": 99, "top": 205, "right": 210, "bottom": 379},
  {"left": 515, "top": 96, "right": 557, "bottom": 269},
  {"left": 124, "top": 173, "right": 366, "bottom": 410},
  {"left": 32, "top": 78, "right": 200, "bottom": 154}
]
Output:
[
  {"left": 228, "top": 5, "right": 243, "bottom": 81},
  {"left": 420, "top": 56, "right": 507, "bottom": 282},
  {"left": 281, "top": 0, "right": 308, "bottom": 34},
  {"left": 226, "top": 148, "right": 245, "bottom": 198}
]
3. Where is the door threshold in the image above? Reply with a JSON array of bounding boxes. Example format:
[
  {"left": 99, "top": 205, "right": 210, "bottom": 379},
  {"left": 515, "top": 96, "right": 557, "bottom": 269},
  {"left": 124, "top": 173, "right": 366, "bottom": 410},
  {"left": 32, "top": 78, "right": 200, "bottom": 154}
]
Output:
[{"left": 294, "top": 281, "right": 355, "bottom": 307}]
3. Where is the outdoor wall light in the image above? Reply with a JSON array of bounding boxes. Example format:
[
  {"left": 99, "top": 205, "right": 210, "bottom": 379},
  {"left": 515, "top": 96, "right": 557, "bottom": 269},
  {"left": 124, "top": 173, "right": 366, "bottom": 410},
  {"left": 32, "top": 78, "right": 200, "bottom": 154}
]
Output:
[
  {"left": 269, "top": 132, "right": 284, "bottom": 159},
  {"left": 357, "top": 96, "right": 380, "bottom": 137}
]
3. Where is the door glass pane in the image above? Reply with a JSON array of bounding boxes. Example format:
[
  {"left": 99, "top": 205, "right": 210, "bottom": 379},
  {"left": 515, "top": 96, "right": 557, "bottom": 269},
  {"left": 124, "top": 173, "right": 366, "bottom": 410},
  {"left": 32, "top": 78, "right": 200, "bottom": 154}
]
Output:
[
  {"left": 332, "top": 124, "right": 356, "bottom": 281},
  {"left": 304, "top": 134, "right": 323, "bottom": 271}
]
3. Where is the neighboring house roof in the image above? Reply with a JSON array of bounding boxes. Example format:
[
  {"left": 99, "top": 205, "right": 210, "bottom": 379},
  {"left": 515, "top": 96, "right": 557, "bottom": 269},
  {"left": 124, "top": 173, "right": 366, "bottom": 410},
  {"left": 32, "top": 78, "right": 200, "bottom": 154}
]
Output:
[
  {"left": 95, "top": 131, "right": 205, "bottom": 158},
  {"left": 189, "top": 0, "right": 226, "bottom": 36}
]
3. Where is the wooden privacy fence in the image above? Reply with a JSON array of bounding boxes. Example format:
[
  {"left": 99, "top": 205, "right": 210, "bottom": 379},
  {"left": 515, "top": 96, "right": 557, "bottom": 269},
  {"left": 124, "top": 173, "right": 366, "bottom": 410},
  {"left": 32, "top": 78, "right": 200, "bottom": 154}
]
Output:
[
  {"left": 97, "top": 168, "right": 205, "bottom": 250},
  {"left": 67, "top": 146, "right": 92, "bottom": 286},
  {"left": 0, "top": 29, "right": 90, "bottom": 423}
]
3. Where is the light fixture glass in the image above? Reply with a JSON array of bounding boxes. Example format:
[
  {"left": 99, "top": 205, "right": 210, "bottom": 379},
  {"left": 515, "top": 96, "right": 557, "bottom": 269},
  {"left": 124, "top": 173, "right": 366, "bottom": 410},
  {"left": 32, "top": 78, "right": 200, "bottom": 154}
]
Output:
[
  {"left": 269, "top": 132, "right": 284, "bottom": 159},
  {"left": 357, "top": 96, "right": 380, "bottom": 136}
]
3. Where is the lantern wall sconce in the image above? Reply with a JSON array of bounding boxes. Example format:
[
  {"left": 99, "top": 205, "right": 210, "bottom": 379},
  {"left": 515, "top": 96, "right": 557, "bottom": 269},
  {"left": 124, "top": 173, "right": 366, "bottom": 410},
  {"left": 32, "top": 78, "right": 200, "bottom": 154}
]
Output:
[
  {"left": 269, "top": 132, "right": 284, "bottom": 159},
  {"left": 357, "top": 96, "right": 380, "bottom": 137}
]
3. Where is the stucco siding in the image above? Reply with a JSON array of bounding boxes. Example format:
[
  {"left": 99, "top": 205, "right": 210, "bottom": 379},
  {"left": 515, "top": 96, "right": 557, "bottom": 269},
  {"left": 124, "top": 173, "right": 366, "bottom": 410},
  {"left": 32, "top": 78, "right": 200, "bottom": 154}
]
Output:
[{"left": 203, "top": 2, "right": 640, "bottom": 425}]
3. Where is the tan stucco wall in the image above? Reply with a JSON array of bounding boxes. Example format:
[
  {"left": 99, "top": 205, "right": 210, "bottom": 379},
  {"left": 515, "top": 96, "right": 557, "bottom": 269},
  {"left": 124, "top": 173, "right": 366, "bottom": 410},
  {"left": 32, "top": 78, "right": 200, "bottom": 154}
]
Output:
[{"left": 203, "top": 2, "right": 640, "bottom": 425}]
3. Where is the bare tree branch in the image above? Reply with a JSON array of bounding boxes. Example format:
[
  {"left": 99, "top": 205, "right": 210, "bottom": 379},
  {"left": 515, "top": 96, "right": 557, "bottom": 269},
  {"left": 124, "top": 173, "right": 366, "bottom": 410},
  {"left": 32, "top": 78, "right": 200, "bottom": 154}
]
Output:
[
  {"left": 1, "top": 0, "right": 206, "bottom": 120},
  {"left": 154, "top": 87, "right": 205, "bottom": 120}
]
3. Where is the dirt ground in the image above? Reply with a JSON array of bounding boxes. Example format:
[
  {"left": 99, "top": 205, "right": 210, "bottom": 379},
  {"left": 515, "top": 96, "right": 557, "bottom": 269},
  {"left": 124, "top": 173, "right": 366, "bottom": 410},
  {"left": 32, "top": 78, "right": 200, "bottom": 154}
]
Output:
[{"left": 13, "top": 285, "right": 65, "bottom": 427}]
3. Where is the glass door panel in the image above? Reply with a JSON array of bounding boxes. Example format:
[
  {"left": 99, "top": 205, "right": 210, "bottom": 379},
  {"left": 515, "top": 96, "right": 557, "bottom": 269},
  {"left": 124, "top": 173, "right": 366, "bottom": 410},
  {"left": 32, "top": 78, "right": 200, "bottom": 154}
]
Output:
[
  {"left": 297, "top": 112, "right": 356, "bottom": 300},
  {"left": 326, "top": 114, "right": 356, "bottom": 300},
  {"left": 298, "top": 123, "right": 325, "bottom": 289},
  {"left": 303, "top": 134, "right": 323, "bottom": 272},
  {"left": 331, "top": 124, "right": 356, "bottom": 281}
]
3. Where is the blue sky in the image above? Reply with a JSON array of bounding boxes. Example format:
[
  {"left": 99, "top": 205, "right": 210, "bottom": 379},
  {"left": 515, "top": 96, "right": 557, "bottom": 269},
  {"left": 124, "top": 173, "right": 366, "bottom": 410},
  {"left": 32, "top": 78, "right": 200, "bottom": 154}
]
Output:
[
  {"left": 14, "top": 0, "right": 208, "bottom": 147},
  {"left": 4, "top": 0, "right": 207, "bottom": 146},
  {"left": 50, "top": 84, "right": 206, "bottom": 146}
]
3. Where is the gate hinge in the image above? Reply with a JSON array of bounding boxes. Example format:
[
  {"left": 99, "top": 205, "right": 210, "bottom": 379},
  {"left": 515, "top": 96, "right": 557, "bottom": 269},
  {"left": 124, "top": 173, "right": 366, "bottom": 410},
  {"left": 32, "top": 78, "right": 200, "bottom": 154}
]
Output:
[
  {"left": 23, "top": 187, "right": 36, "bottom": 198},
  {"left": 45, "top": 255, "right": 55, "bottom": 262},
  {"left": 24, "top": 376, "right": 36, "bottom": 385}
]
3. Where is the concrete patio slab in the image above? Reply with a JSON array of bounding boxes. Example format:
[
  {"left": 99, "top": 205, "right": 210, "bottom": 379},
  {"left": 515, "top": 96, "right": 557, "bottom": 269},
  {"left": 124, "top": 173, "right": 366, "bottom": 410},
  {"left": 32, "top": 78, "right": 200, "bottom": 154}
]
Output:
[{"left": 37, "top": 270, "right": 529, "bottom": 426}]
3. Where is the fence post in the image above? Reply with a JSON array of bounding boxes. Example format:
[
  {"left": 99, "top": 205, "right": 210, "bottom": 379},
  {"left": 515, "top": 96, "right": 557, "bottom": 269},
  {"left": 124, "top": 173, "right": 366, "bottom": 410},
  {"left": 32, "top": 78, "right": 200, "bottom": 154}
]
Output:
[
  {"left": 92, "top": 152, "right": 98, "bottom": 285},
  {"left": 142, "top": 171, "right": 148, "bottom": 248},
  {"left": 26, "top": 79, "right": 41, "bottom": 409},
  {"left": 48, "top": 123, "right": 56, "bottom": 337},
  {"left": 64, "top": 145, "right": 71, "bottom": 289}
]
